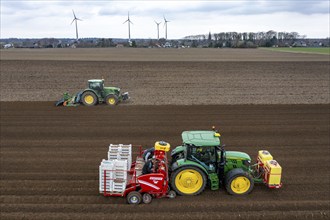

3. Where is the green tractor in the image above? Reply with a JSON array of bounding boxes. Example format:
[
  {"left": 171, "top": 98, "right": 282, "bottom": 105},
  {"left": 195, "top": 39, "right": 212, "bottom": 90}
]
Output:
[
  {"left": 56, "top": 79, "right": 129, "bottom": 106},
  {"left": 170, "top": 128, "right": 282, "bottom": 196}
]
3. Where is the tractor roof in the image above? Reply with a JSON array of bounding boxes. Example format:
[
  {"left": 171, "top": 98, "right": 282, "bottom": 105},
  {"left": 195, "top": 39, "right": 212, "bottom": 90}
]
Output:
[
  {"left": 88, "top": 79, "right": 104, "bottom": 83},
  {"left": 182, "top": 131, "right": 220, "bottom": 147}
]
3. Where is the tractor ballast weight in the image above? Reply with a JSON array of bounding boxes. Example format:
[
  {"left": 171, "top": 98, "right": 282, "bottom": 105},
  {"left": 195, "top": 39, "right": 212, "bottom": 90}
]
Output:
[
  {"left": 170, "top": 128, "right": 282, "bottom": 196},
  {"left": 56, "top": 79, "right": 129, "bottom": 106}
]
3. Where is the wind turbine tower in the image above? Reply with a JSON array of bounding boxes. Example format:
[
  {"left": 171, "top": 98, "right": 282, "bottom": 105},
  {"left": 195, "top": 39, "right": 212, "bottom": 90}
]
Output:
[
  {"left": 163, "top": 16, "right": 170, "bottom": 39},
  {"left": 71, "top": 10, "right": 82, "bottom": 41},
  {"left": 123, "top": 12, "right": 133, "bottom": 42},
  {"left": 155, "top": 21, "right": 161, "bottom": 40}
]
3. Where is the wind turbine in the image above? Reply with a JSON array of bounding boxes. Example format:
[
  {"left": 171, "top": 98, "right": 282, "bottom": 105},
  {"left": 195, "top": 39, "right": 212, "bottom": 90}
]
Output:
[
  {"left": 123, "top": 12, "right": 133, "bottom": 42},
  {"left": 71, "top": 10, "right": 82, "bottom": 41},
  {"left": 163, "top": 15, "right": 170, "bottom": 39},
  {"left": 155, "top": 21, "right": 161, "bottom": 40}
]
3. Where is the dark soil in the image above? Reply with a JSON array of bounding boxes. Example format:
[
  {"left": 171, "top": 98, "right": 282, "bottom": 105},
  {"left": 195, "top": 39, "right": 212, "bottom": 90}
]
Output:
[{"left": 1, "top": 103, "right": 329, "bottom": 219}]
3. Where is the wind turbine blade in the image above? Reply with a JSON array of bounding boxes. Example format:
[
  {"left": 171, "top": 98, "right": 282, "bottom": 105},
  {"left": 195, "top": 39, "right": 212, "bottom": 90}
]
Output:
[
  {"left": 71, "top": 19, "right": 75, "bottom": 25},
  {"left": 77, "top": 18, "right": 82, "bottom": 21},
  {"left": 123, "top": 19, "right": 128, "bottom": 24},
  {"left": 72, "top": 10, "right": 76, "bottom": 19}
]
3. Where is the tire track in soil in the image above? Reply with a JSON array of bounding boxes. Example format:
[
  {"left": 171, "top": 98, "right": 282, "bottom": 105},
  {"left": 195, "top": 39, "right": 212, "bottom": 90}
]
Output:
[{"left": 1, "top": 103, "right": 329, "bottom": 219}]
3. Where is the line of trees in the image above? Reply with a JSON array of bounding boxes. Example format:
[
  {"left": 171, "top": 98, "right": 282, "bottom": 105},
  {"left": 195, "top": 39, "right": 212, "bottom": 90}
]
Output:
[
  {"left": 2, "top": 30, "right": 328, "bottom": 49},
  {"left": 184, "top": 30, "right": 303, "bottom": 48}
]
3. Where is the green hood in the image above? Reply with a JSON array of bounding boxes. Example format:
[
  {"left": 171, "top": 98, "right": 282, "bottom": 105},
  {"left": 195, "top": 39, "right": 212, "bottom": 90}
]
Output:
[
  {"left": 104, "top": 86, "right": 120, "bottom": 91},
  {"left": 226, "top": 151, "right": 251, "bottom": 161},
  {"left": 104, "top": 87, "right": 120, "bottom": 96}
]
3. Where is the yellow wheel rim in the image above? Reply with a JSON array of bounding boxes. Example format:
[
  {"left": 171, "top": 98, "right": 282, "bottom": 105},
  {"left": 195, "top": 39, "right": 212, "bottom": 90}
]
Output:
[
  {"left": 84, "top": 95, "right": 94, "bottom": 105},
  {"left": 230, "top": 176, "right": 251, "bottom": 194},
  {"left": 175, "top": 169, "right": 203, "bottom": 194},
  {"left": 108, "top": 98, "right": 116, "bottom": 105}
]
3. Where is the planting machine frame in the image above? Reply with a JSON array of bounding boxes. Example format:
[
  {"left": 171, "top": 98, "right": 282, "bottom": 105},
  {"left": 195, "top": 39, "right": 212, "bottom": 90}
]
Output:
[{"left": 99, "top": 142, "right": 176, "bottom": 204}]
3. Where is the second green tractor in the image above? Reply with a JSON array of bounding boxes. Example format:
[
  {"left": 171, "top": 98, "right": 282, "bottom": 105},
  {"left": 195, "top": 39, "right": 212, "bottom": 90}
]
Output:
[
  {"left": 56, "top": 79, "right": 129, "bottom": 106},
  {"left": 170, "top": 129, "right": 281, "bottom": 195}
]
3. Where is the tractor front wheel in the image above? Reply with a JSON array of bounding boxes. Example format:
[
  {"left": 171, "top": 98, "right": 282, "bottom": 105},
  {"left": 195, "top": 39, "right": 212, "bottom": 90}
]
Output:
[
  {"left": 171, "top": 166, "right": 206, "bottom": 196},
  {"left": 105, "top": 94, "right": 118, "bottom": 106},
  {"left": 225, "top": 168, "right": 254, "bottom": 195},
  {"left": 81, "top": 91, "right": 97, "bottom": 106},
  {"left": 127, "top": 191, "right": 142, "bottom": 204}
]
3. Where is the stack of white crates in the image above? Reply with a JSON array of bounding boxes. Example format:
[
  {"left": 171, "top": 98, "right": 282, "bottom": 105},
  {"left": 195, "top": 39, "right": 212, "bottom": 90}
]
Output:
[
  {"left": 108, "top": 144, "right": 132, "bottom": 170},
  {"left": 99, "top": 144, "right": 132, "bottom": 194},
  {"left": 111, "top": 160, "right": 127, "bottom": 193},
  {"left": 99, "top": 159, "right": 113, "bottom": 193}
]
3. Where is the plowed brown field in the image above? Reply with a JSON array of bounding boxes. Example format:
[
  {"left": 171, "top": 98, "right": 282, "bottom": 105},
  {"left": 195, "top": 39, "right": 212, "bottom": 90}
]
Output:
[
  {"left": 1, "top": 48, "right": 329, "bottom": 219},
  {"left": 1, "top": 103, "right": 329, "bottom": 220},
  {"left": 1, "top": 48, "right": 329, "bottom": 104}
]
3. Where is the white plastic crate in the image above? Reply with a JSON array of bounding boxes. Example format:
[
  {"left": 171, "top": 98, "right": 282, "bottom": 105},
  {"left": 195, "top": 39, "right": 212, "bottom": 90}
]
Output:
[
  {"left": 108, "top": 144, "right": 132, "bottom": 170},
  {"left": 112, "top": 181, "right": 126, "bottom": 192},
  {"left": 99, "top": 159, "right": 114, "bottom": 192},
  {"left": 99, "top": 159, "right": 128, "bottom": 193},
  {"left": 112, "top": 160, "right": 127, "bottom": 180}
]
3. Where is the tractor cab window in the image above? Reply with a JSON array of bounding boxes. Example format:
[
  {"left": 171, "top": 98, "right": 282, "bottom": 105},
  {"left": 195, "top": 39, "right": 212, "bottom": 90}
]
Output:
[
  {"left": 89, "top": 82, "right": 103, "bottom": 91},
  {"left": 188, "top": 146, "right": 216, "bottom": 166}
]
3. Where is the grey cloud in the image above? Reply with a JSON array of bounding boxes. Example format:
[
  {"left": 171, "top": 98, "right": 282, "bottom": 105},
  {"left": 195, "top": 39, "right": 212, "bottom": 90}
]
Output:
[
  {"left": 3, "top": 1, "right": 328, "bottom": 18},
  {"left": 184, "top": 1, "right": 329, "bottom": 15}
]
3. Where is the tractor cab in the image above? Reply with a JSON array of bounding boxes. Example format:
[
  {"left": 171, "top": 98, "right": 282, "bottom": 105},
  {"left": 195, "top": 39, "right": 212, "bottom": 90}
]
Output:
[
  {"left": 88, "top": 79, "right": 104, "bottom": 91},
  {"left": 182, "top": 131, "right": 223, "bottom": 172}
]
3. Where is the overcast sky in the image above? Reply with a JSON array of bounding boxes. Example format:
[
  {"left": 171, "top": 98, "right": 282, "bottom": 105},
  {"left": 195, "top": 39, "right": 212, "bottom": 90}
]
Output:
[{"left": 1, "top": 0, "right": 329, "bottom": 39}]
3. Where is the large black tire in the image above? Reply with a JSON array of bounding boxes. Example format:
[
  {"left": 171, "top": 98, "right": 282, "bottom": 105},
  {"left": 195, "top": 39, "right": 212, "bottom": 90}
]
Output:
[
  {"left": 105, "top": 94, "right": 118, "bottom": 106},
  {"left": 81, "top": 91, "right": 97, "bottom": 106},
  {"left": 127, "top": 191, "right": 142, "bottom": 204},
  {"left": 225, "top": 168, "right": 254, "bottom": 195},
  {"left": 170, "top": 166, "right": 207, "bottom": 196}
]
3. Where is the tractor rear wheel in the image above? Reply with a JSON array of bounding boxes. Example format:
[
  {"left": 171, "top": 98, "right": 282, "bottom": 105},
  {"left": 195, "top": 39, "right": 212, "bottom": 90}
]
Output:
[
  {"left": 81, "top": 91, "right": 97, "bottom": 106},
  {"left": 171, "top": 166, "right": 206, "bottom": 196},
  {"left": 127, "top": 191, "right": 142, "bottom": 204},
  {"left": 225, "top": 168, "right": 254, "bottom": 195},
  {"left": 105, "top": 94, "right": 118, "bottom": 106}
]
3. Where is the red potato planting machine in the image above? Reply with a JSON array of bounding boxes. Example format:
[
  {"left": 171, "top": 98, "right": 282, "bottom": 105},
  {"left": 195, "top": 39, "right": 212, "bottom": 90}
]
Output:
[{"left": 99, "top": 141, "right": 176, "bottom": 204}]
